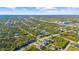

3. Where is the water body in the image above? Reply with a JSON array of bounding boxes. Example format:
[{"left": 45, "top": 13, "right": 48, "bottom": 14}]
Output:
[{"left": 14, "top": 40, "right": 36, "bottom": 51}]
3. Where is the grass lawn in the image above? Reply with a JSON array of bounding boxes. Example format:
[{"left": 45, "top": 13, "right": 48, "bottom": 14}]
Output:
[
  {"left": 67, "top": 46, "right": 79, "bottom": 51},
  {"left": 62, "top": 32, "right": 79, "bottom": 42},
  {"left": 42, "top": 43, "right": 53, "bottom": 51},
  {"left": 52, "top": 36, "right": 68, "bottom": 49},
  {"left": 24, "top": 45, "right": 40, "bottom": 51}
]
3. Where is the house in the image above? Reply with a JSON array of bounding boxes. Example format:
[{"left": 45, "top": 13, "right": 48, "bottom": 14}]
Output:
[
  {"left": 63, "top": 21, "right": 71, "bottom": 24},
  {"left": 15, "top": 32, "right": 19, "bottom": 36}
]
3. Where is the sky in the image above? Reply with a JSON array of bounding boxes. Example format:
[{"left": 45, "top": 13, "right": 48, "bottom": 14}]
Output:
[{"left": 0, "top": 7, "right": 79, "bottom": 15}]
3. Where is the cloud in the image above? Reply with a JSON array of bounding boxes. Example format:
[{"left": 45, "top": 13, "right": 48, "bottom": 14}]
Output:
[
  {"left": 44, "top": 10, "right": 57, "bottom": 13},
  {"left": 0, "top": 7, "right": 79, "bottom": 15},
  {"left": 35, "top": 7, "right": 57, "bottom": 10},
  {"left": 7, "top": 7, "right": 16, "bottom": 10},
  {"left": 35, "top": 7, "right": 58, "bottom": 13}
]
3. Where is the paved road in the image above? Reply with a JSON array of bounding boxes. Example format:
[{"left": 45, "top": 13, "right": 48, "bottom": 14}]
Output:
[
  {"left": 16, "top": 20, "right": 78, "bottom": 51},
  {"left": 64, "top": 42, "right": 71, "bottom": 51},
  {"left": 62, "top": 37, "right": 77, "bottom": 44}
]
